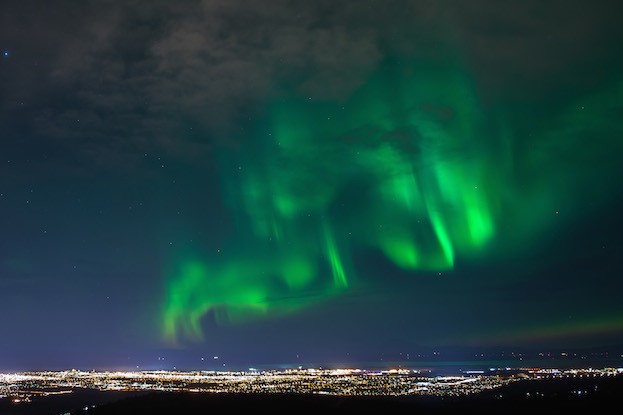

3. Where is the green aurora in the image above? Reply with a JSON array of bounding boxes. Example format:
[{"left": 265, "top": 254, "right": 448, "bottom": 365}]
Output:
[{"left": 163, "top": 60, "right": 623, "bottom": 345}]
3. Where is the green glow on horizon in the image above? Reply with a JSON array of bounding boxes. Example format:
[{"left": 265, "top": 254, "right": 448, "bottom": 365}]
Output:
[
  {"left": 162, "top": 60, "right": 623, "bottom": 344},
  {"left": 467, "top": 313, "right": 623, "bottom": 347}
]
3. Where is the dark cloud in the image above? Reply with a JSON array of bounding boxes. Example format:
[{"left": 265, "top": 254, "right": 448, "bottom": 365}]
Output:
[
  {"left": 2, "top": 0, "right": 622, "bottom": 172},
  {"left": 450, "top": 0, "right": 623, "bottom": 103}
]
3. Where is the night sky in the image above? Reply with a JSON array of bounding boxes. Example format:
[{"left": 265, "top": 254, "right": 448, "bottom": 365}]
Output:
[{"left": 2, "top": 0, "right": 623, "bottom": 371}]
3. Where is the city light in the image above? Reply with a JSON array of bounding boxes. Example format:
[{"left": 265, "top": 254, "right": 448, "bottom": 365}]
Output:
[{"left": 1, "top": 366, "right": 621, "bottom": 403}]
